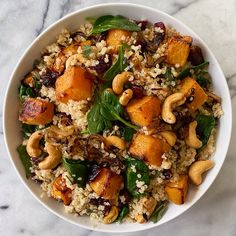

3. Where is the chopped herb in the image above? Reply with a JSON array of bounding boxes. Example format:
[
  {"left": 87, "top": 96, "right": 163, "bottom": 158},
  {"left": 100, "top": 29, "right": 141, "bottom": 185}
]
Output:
[{"left": 82, "top": 45, "right": 92, "bottom": 58}]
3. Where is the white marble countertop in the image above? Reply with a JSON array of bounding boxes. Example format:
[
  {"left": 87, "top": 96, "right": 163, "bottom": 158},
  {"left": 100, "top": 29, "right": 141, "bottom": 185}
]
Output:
[{"left": 0, "top": 0, "right": 235, "bottom": 235}]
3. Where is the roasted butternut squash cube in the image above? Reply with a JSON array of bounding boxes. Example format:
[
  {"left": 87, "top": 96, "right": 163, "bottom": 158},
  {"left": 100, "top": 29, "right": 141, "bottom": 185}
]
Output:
[
  {"left": 106, "top": 29, "right": 131, "bottom": 53},
  {"left": 23, "top": 74, "right": 34, "bottom": 87},
  {"left": 165, "top": 175, "right": 189, "bottom": 205},
  {"left": 89, "top": 168, "right": 123, "bottom": 200},
  {"left": 51, "top": 176, "right": 72, "bottom": 205},
  {"left": 179, "top": 77, "right": 208, "bottom": 112},
  {"left": 165, "top": 36, "right": 192, "bottom": 67},
  {"left": 55, "top": 66, "right": 94, "bottom": 103},
  {"left": 129, "top": 134, "right": 171, "bottom": 167},
  {"left": 19, "top": 98, "right": 54, "bottom": 125},
  {"left": 126, "top": 96, "right": 161, "bottom": 127},
  {"left": 62, "top": 44, "right": 79, "bottom": 56}
]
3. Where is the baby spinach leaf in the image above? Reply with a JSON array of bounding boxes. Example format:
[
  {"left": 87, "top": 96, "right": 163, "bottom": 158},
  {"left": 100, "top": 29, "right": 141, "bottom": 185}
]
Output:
[
  {"left": 120, "top": 126, "right": 136, "bottom": 142},
  {"left": 19, "top": 85, "right": 35, "bottom": 101},
  {"left": 17, "top": 145, "right": 32, "bottom": 179},
  {"left": 21, "top": 124, "right": 37, "bottom": 138},
  {"left": 177, "top": 61, "right": 209, "bottom": 80},
  {"left": 82, "top": 45, "right": 92, "bottom": 58},
  {"left": 117, "top": 206, "right": 129, "bottom": 223},
  {"left": 91, "top": 15, "right": 141, "bottom": 35},
  {"left": 103, "top": 44, "right": 128, "bottom": 84},
  {"left": 63, "top": 158, "right": 88, "bottom": 188},
  {"left": 149, "top": 201, "right": 168, "bottom": 223},
  {"left": 196, "top": 71, "right": 211, "bottom": 88},
  {"left": 125, "top": 159, "right": 150, "bottom": 198},
  {"left": 196, "top": 114, "right": 215, "bottom": 148},
  {"left": 87, "top": 89, "right": 137, "bottom": 134}
]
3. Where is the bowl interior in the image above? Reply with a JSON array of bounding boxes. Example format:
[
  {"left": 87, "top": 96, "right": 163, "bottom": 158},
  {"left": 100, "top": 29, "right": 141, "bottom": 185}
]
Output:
[{"left": 3, "top": 3, "right": 232, "bottom": 233}]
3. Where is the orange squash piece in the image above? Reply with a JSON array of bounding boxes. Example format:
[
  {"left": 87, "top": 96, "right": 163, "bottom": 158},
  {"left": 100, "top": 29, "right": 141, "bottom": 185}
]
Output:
[
  {"left": 55, "top": 66, "right": 94, "bottom": 103},
  {"left": 19, "top": 98, "right": 54, "bottom": 125},
  {"left": 89, "top": 168, "right": 123, "bottom": 201},
  {"left": 62, "top": 44, "right": 79, "bottom": 56},
  {"left": 165, "top": 36, "right": 192, "bottom": 67},
  {"left": 179, "top": 77, "right": 208, "bottom": 112},
  {"left": 165, "top": 175, "right": 189, "bottom": 205},
  {"left": 106, "top": 29, "right": 131, "bottom": 53},
  {"left": 129, "top": 134, "right": 171, "bottom": 167},
  {"left": 51, "top": 175, "right": 72, "bottom": 205},
  {"left": 126, "top": 96, "right": 161, "bottom": 127}
]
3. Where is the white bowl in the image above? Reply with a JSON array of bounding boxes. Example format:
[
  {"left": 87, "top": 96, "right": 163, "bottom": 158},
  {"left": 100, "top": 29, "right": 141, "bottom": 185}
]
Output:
[{"left": 3, "top": 3, "right": 232, "bottom": 233}]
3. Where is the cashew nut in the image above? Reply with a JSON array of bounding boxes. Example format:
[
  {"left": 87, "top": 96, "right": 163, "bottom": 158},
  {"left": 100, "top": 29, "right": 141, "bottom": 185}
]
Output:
[
  {"left": 103, "top": 206, "right": 119, "bottom": 224},
  {"left": 38, "top": 142, "right": 62, "bottom": 170},
  {"left": 189, "top": 160, "right": 214, "bottom": 185},
  {"left": 105, "top": 136, "right": 126, "bottom": 150},
  {"left": 159, "top": 131, "right": 177, "bottom": 146},
  {"left": 185, "top": 121, "right": 202, "bottom": 149},
  {"left": 112, "top": 71, "right": 133, "bottom": 94},
  {"left": 119, "top": 89, "right": 133, "bottom": 106},
  {"left": 162, "top": 92, "right": 186, "bottom": 124},
  {"left": 26, "top": 131, "right": 44, "bottom": 157}
]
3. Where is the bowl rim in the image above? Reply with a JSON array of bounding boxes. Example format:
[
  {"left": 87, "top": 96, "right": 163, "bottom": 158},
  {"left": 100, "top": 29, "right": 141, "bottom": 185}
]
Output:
[{"left": 3, "top": 2, "right": 232, "bottom": 233}]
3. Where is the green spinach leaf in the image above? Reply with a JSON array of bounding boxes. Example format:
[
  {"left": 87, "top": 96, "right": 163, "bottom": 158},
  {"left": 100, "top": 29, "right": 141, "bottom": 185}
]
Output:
[
  {"left": 125, "top": 158, "right": 150, "bottom": 197},
  {"left": 91, "top": 15, "right": 141, "bottom": 35},
  {"left": 17, "top": 145, "right": 32, "bottom": 179},
  {"left": 195, "top": 114, "right": 215, "bottom": 148},
  {"left": 63, "top": 158, "right": 88, "bottom": 188},
  {"left": 120, "top": 126, "right": 136, "bottom": 142},
  {"left": 117, "top": 206, "right": 129, "bottom": 223},
  {"left": 19, "top": 85, "right": 35, "bottom": 101},
  {"left": 87, "top": 89, "right": 137, "bottom": 134},
  {"left": 103, "top": 44, "right": 128, "bottom": 85},
  {"left": 196, "top": 71, "right": 210, "bottom": 88},
  {"left": 177, "top": 61, "right": 209, "bottom": 80},
  {"left": 149, "top": 201, "right": 168, "bottom": 223},
  {"left": 21, "top": 123, "right": 37, "bottom": 138}
]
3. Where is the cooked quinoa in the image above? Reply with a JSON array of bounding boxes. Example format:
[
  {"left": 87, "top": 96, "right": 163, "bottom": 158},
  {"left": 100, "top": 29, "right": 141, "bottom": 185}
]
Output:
[{"left": 17, "top": 15, "right": 223, "bottom": 224}]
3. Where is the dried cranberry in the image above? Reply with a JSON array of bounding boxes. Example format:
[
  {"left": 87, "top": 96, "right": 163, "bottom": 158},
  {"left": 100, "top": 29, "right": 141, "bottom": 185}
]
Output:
[
  {"left": 87, "top": 164, "right": 101, "bottom": 182},
  {"left": 119, "top": 189, "right": 132, "bottom": 205},
  {"left": 188, "top": 45, "right": 204, "bottom": 66},
  {"left": 162, "top": 169, "right": 173, "bottom": 180},
  {"left": 58, "top": 112, "right": 72, "bottom": 126},
  {"left": 136, "top": 20, "right": 148, "bottom": 30},
  {"left": 97, "top": 32, "right": 108, "bottom": 42},
  {"left": 153, "top": 22, "right": 166, "bottom": 46},
  {"left": 132, "top": 86, "right": 144, "bottom": 98},
  {"left": 89, "top": 54, "right": 112, "bottom": 75},
  {"left": 89, "top": 198, "right": 111, "bottom": 215},
  {"left": 41, "top": 69, "right": 59, "bottom": 88}
]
